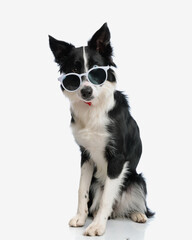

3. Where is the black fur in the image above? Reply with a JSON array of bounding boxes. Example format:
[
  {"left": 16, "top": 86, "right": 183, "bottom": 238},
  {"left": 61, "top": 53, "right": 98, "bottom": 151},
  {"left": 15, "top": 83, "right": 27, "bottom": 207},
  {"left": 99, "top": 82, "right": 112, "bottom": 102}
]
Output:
[
  {"left": 49, "top": 23, "right": 154, "bottom": 231},
  {"left": 106, "top": 91, "right": 142, "bottom": 175},
  {"left": 80, "top": 146, "right": 91, "bottom": 167},
  {"left": 49, "top": 23, "right": 116, "bottom": 81}
]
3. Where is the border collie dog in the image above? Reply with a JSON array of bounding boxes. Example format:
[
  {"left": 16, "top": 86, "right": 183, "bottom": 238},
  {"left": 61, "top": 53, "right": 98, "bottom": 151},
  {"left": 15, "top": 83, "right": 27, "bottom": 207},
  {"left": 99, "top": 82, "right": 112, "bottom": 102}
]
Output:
[{"left": 49, "top": 23, "right": 154, "bottom": 236}]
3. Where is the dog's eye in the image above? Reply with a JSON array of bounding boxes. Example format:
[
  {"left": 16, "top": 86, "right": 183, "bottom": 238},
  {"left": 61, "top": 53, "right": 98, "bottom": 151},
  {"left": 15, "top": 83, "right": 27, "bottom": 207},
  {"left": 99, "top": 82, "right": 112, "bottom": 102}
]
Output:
[{"left": 72, "top": 68, "right": 78, "bottom": 73}]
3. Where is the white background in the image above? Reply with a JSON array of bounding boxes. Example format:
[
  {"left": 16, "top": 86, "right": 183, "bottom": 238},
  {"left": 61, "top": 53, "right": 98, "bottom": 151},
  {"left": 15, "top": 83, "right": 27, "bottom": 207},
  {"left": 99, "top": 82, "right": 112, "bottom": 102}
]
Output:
[{"left": 0, "top": 1, "right": 192, "bottom": 239}]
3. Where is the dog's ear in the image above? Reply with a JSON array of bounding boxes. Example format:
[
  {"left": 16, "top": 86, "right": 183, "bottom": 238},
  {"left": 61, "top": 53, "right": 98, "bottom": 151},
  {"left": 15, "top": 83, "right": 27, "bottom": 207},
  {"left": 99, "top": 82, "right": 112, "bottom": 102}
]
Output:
[
  {"left": 88, "top": 23, "right": 110, "bottom": 53},
  {"left": 88, "top": 23, "right": 116, "bottom": 66},
  {"left": 49, "top": 35, "right": 74, "bottom": 63}
]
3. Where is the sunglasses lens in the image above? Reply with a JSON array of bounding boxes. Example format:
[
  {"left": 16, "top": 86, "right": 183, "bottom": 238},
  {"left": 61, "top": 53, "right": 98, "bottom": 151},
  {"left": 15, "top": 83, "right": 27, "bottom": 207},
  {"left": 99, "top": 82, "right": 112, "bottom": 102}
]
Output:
[
  {"left": 88, "top": 68, "right": 107, "bottom": 85},
  {"left": 62, "top": 75, "right": 80, "bottom": 91}
]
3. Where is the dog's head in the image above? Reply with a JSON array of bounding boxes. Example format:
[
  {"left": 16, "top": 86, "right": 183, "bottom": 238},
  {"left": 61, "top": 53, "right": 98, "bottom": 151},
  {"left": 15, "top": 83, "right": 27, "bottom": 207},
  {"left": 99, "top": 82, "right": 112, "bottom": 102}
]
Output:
[{"left": 49, "top": 23, "right": 116, "bottom": 106}]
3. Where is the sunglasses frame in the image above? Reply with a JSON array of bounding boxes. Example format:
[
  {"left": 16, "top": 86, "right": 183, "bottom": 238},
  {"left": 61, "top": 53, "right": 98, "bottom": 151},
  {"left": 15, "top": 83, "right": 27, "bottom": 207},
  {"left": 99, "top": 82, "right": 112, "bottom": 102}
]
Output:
[{"left": 58, "top": 66, "right": 110, "bottom": 92}]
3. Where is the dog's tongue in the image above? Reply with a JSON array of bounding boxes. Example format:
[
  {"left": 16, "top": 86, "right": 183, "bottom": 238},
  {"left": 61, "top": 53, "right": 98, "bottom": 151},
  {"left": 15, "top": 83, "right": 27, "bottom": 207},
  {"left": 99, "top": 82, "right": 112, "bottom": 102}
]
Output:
[{"left": 84, "top": 102, "right": 92, "bottom": 106}]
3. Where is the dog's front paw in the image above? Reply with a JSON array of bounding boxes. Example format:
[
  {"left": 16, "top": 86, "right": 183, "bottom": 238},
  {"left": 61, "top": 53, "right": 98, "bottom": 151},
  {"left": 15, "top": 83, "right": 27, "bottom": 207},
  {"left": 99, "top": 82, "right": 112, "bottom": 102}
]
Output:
[
  {"left": 69, "top": 214, "right": 87, "bottom": 227},
  {"left": 84, "top": 221, "right": 106, "bottom": 236}
]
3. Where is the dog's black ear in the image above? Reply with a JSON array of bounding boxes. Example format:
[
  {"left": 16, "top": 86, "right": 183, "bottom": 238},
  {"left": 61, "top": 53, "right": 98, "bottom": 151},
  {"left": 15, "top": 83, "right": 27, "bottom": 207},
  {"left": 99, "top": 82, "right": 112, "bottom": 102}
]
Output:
[
  {"left": 88, "top": 23, "right": 116, "bottom": 66},
  {"left": 49, "top": 35, "right": 74, "bottom": 63},
  {"left": 88, "top": 23, "right": 110, "bottom": 53}
]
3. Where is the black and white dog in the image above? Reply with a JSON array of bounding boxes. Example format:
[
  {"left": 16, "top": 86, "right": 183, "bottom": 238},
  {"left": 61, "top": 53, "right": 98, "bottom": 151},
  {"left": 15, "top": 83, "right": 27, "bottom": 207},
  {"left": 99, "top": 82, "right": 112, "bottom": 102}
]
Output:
[{"left": 49, "top": 23, "right": 154, "bottom": 236}]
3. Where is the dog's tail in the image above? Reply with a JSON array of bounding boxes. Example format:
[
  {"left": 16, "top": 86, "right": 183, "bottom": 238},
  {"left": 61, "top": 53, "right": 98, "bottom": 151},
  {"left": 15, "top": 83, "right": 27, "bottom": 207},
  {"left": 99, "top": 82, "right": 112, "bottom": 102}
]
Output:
[{"left": 145, "top": 206, "right": 155, "bottom": 218}]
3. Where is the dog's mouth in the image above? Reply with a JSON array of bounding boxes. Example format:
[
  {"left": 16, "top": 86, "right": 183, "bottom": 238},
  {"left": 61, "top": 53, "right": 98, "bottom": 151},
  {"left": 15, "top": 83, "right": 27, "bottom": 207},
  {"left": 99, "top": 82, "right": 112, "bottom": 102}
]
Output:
[
  {"left": 81, "top": 93, "right": 94, "bottom": 106},
  {"left": 83, "top": 97, "right": 94, "bottom": 106}
]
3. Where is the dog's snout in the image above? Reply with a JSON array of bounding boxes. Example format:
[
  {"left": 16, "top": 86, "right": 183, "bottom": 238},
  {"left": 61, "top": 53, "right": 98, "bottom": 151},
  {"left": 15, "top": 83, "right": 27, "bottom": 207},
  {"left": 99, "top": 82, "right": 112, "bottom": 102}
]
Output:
[{"left": 81, "top": 86, "right": 93, "bottom": 100}]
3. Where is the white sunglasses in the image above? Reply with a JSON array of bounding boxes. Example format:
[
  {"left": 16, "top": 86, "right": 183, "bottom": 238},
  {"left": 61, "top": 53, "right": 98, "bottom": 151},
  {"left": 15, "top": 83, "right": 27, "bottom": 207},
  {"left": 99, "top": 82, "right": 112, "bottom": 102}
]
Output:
[{"left": 58, "top": 66, "right": 110, "bottom": 92}]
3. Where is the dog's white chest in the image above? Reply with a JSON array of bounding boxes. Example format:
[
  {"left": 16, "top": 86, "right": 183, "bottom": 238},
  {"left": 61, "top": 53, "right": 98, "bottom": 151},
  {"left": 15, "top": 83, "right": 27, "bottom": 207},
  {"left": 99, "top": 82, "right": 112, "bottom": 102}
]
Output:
[
  {"left": 72, "top": 118, "right": 109, "bottom": 182},
  {"left": 72, "top": 120, "right": 108, "bottom": 157},
  {"left": 71, "top": 106, "right": 110, "bottom": 167},
  {"left": 75, "top": 127, "right": 107, "bottom": 155}
]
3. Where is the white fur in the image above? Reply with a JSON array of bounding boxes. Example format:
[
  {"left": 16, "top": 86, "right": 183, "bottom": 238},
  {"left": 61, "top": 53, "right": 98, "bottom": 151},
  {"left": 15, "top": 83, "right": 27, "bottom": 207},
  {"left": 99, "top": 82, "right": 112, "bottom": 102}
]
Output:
[
  {"left": 70, "top": 81, "right": 115, "bottom": 149},
  {"left": 111, "top": 182, "right": 147, "bottom": 218},
  {"left": 67, "top": 78, "right": 117, "bottom": 235},
  {"left": 66, "top": 77, "right": 148, "bottom": 235},
  {"left": 69, "top": 81, "right": 115, "bottom": 185},
  {"left": 84, "top": 162, "right": 128, "bottom": 236},
  {"left": 83, "top": 46, "right": 88, "bottom": 72},
  {"left": 69, "top": 160, "right": 94, "bottom": 227},
  {"left": 65, "top": 49, "right": 146, "bottom": 235}
]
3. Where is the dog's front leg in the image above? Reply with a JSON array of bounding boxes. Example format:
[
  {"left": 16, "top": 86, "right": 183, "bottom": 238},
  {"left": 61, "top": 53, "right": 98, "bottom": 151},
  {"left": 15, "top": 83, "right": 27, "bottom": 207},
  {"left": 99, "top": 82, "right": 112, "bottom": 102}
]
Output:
[
  {"left": 84, "top": 174, "right": 123, "bottom": 236},
  {"left": 69, "top": 160, "right": 94, "bottom": 227}
]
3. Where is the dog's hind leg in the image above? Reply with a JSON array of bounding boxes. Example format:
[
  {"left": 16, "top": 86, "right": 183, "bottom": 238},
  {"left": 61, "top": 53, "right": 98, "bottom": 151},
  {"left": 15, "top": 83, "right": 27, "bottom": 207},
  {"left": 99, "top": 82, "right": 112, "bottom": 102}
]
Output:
[{"left": 112, "top": 172, "right": 154, "bottom": 222}]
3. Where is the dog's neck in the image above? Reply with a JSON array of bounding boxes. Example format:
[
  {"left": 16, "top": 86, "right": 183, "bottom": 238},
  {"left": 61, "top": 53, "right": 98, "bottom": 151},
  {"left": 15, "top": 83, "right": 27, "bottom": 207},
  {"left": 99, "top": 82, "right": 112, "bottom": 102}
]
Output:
[{"left": 70, "top": 85, "right": 116, "bottom": 128}]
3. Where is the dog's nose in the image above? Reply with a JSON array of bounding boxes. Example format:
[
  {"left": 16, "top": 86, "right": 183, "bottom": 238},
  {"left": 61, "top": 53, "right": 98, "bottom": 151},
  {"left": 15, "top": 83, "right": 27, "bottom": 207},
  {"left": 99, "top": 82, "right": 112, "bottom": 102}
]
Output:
[{"left": 81, "top": 86, "right": 93, "bottom": 100}]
